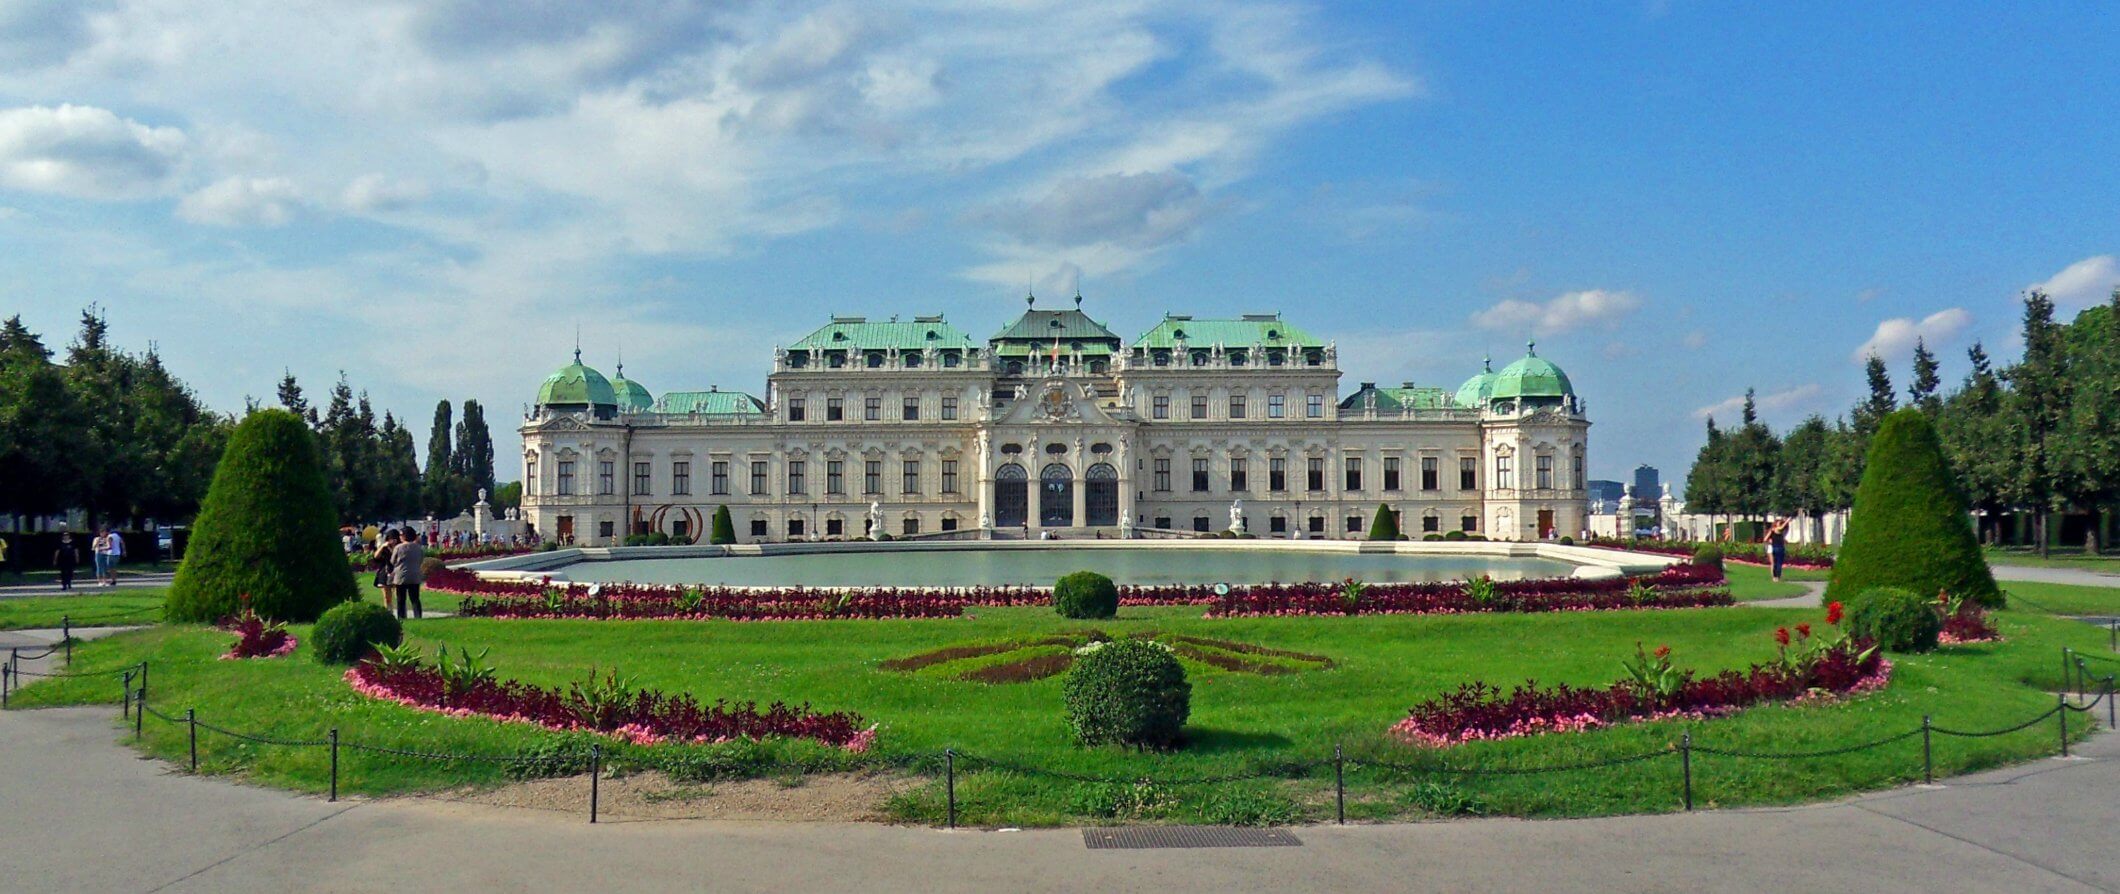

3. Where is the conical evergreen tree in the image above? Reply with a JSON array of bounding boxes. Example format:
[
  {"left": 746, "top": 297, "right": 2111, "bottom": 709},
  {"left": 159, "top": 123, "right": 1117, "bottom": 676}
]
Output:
[
  {"left": 1825, "top": 408, "right": 2001, "bottom": 607},
  {"left": 166, "top": 409, "right": 358, "bottom": 622},
  {"left": 1367, "top": 503, "right": 1399, "bottom": 541},
  {"left": 710, "top": 505, "right": 736, "bottom": 545}
]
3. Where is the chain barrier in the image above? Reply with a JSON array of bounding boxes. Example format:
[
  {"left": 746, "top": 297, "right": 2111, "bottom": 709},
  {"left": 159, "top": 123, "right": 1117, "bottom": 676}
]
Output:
[
  {"left": 190, "top": 718, "right": 333, "bottom": 749},
  {"left": 957, "top": 751, "right": 1330, "bottom": 786},
  {"left": 1690, "top": 728, "right": 1924, "bottom": 760},
  {"left": 8, "top": 664, "right": 139, "bottom": 679},
  {"left": 1354, "top": 746, "right": 1672, "bottom": 776},
  {"left": 1932, "top": 705, "right": 2062, "bottom": 738}
]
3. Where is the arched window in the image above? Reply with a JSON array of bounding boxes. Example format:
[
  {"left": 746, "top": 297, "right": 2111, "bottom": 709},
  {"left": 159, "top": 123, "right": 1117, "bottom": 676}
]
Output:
[
  {"left": 1040, "top": 463, "right": 1074, "bottom": 527},
  {"left": 993, "top": 463, "right": 1028, "bottom": 527},
  {"left": 1085, "top": 462, "right": 1119, "bottom": 526}
]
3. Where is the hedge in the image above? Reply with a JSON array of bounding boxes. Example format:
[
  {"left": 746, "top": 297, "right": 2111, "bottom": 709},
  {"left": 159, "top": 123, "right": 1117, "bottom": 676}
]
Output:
[
  {"left": 1825, "top": 409, "right": 2001, "bottom": 607},
  {"left": 166, "top": 410, "right": 357, "bottom": 623}
]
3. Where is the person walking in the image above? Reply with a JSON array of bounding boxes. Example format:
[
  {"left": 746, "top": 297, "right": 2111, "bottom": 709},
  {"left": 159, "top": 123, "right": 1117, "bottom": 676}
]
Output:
[
  {"left": 90, "top": 529, "right": 111, "bottom": 586},
  {"left": 389, "top": 526, "right": 425, "bottom": 620},
  {"left": 1766, "top": 518, "right": 1791, "bottom": 582},
  {"left": 53, "top": 532, "right": 81, "bottom": 591},
  {"left": 103, "top": 528, "right": 125, "bottom": 586},
  {"left": 372, "top": 529, "right": 399, "bottom": 605}
]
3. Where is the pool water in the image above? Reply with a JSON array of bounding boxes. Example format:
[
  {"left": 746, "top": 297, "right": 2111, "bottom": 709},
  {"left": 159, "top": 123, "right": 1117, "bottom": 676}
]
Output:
[{"left": 554, "top": 548, "right": 1580, "bottom": 588}]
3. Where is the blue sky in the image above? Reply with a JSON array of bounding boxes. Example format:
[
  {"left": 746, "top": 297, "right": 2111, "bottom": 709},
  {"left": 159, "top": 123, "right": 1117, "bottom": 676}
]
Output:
[{"left": 3, "top": 2, "right": 2116, "bottom": 485}]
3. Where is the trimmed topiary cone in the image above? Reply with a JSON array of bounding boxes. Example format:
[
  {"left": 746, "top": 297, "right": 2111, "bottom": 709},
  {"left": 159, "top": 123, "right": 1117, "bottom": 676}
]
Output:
[
  {"left": 166, "top": 409, "right": 358, "bottom": 623},
  {"left": 1368, "top": 503, "right": 1400, "bottom": 541},
  {"left": 1826, "top": 408, "right": 2001, "bottom": 607},
  {"left": 710, "top": 505, "right": 736, "bottom": 545}
]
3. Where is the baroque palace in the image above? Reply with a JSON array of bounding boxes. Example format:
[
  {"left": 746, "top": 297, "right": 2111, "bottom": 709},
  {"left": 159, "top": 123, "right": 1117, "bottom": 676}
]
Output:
[{"left": 520, "top": 296, "right": 1589, "bottom": 544}]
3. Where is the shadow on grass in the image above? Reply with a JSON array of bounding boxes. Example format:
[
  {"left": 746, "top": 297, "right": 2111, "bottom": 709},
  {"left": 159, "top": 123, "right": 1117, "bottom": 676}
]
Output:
[{"left": 1184, "top": 727, "right": 1297, "bottom": 754}]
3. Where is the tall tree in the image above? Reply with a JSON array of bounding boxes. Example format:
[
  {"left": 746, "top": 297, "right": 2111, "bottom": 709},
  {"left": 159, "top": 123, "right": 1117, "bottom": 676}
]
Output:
[
  {"left": 276, "top": 371, "right": 315, "bottom": 426},
  {"left": 452, "top": 399, "right": 497, "bottom": 500},
  {"left": 1683, "top": 418, "right": 1732, "bottom": 518},
  {"left": 1908, "top": 338, "right": 1942, "bottom": 413},
  {"left": 422, "top": 399, "right": 460, "bottom": 517},
  {"left": 1853, "top": 354, "right": 1897, "bottom": 439},
  {"left": 1773, "top": 415, "right": 1833, "bottom": 540},
  {"left": 2056, "top": 290, "right": 2120, "bottom": 552},
  {"left": 64, "top": 308, "right": 137, "bottom": 527},
  {"left": 1936, "top": 342, "right": 2016, "bottom": 541},
  {"left": 2004, "top": 290, "right": 2071, "bottom": 558},
  {"left": 1724, "top": 390, "right": 1782, "bottom": 522},
  {"left": 0, "top": 317, "right": 89, "bottom": 525}
]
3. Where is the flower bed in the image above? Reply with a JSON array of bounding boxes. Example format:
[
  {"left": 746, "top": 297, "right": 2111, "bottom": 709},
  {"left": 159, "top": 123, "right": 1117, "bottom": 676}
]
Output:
[
  {"left": 1390, "top": 607, "right": 1886, "bottom": 747},
  {"left": 435, "top": 564, "right": 1732, "bottom": 622},
  {"left": 1584, "top": 536, "right": 1835, "bottom": 569},
  {"left": 1938, "top": 591, "right": 2000, "bottom": 645},
  {"left": 220, "top": 609, "right": 297, "bottom": 660},
  {"left": 1203, "top": 564, "right": 1733, "bottom": 617},
  {"left": 347, "top": 653, "right": 874, "bottom": 750}
]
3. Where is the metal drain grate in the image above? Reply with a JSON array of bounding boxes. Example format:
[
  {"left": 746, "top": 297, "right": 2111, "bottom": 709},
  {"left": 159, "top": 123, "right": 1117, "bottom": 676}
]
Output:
[{"left": 1083, "top": 826, "right": 1303, "bottom": 849}]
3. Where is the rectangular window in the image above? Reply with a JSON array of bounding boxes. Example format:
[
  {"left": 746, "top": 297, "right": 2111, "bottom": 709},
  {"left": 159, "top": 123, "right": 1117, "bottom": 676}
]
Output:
[
  {"left": 789, "top": 398, "right": 805, "bottom": 422},
  {"left": 1460, "top": 457, "right": 1477, "bottom": 491},
  {"left": 1229, "top": 395, "right": 1246, "bottom": 419},
  {"left": 1423, "top": 515, "right": 1440, "bottom": 533},
  {"left": 941, "top": 516, "right": 958, "bottom": 532},
  {"left": 556, "top": 461, "right": 575, "bottom": 496},
  {"left": 827, "top": 397, "right": 844, "bottom": 421},
  {"left": 750, "top": 461, "right": 767, "bottom": 495},
  {"left": 941, "top": 396, "right": 958, "bottom": 420},
  {"left": 598, "top": 461, "right": 615, "bottom": 496},
  {"left": 1268, "top": 394, "right": 1286, "bottom": 418},
  {"left": 1383, "top": 457, "right": 1401, "bottom": 492},
  {"left": 1191, "top": 394, "right": 1208, "bottom": 419},
  {"left": 864, "top": 397, "right": 881, "bottom": 421},
  {"left": 1422, "top": 457, "right": 1440, "bottom": 491},
  {"left": 1496, "top": 455, "right": 1515, "bottom": 490},
  {"left": 1574, "top": 454, "right": 1585, "bottom": 490},
  {"left": 1462, "top": 514, "right": 1478, "bottom": 533},
  {"left": 1345, "top": 457, "right": 1362, "bottom": 492},
  {"left": 827, "top": 518, "right": 844, "bottom": 537},
  {"left": 902, "top": 516, "right": 919, "bottom": 536},
  {"left": 788, "top": 460, "right": 807, "bottom": 495},
  {"left": 1230, "top": 458, "right": 1248, "bottom": 492},
  {"left": 1306, "top": 394, "right": 1324, "bottom": 418},
  {"left": 598, "top": 520, "right": 614, "bottom": 540},
  {"left": 671, "top": 461, "right": 691, "bottom": 496},
  {"left": 526, "top": 458, "right": 537, "bottom": 496},
  {"left": 1191, "top": 458, "right": 1209, "bottom": 492},
  {"left": 633, "top": 462, "right": 652, "bottom": 496},
  {"left": 826, "top": 460, "right": 845, "bottom": 495},
  {"left": 1152, "top": 395, "right": 1169, "bottom": 419},
  {"left": 750, "top": 518, "right": 767, "bottom": 538},
  {"left": 1193, "top": 515, "right": 1210, "bottom": 533},
  {"left": 1306, "top": 458, "right": 1324, "bottom": 492},
  {"left": 864, "top": 460, "right": 881, "bottom": 494},
  {"left": 1153, "top": 458, "right": 1171, "bottom": 492},
  {"left": 941, "top": 460, "right": 959, "bottom": 494},
  {"left": 903, "top": 460, "right": 920, "bottom": 495},
  {"left": 1269, "top": 516, "right": 1287, "bottom": 534},
  {"left": 1346, "top": 515, "right": 1362, "bottom": 533},
  {"left": 788, "top": 517, "right": 805, "bottom": 537},
  {"left": 1308, "top": 515, "right": 1325, "bottom": 534},
  {"left": 711, "top": 461, "right": 729, "bottom": 495},
  {"left": 902, "top": 396, "right": 919, "bottom": 421},
  {"left": 1270, "top": 457, "right": 1287, "bottom": 492},
  {"left": 1536, "top": 454, "right": 1554, "bottom": 490}
]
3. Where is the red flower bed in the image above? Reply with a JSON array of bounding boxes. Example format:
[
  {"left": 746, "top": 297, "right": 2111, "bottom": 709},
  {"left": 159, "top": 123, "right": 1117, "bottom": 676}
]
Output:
[
  {"left": 1204, "top": 564, "right": 1733, "bottom": 617},
  {"left": 1391, "top": 609, "right": 1886, "bottom": 747},
  {"left": 1938, "top": 592, "right": 2000, "bottom": 645},
  {"left": 1583, "top": 536, "right": 1835, "bottom": 569},
  {"left": 220, "top": 608, "right": 296, "bottom": 660},
  {"left": 347, "top": 660, "right": 874, "bottom": 750}
]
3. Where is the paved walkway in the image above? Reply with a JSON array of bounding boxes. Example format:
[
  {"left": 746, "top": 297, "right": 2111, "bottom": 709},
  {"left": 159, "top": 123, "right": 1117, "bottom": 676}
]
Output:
[
  {"left": 0, "top": 573, "right": 175, "bottom": 599},
  {"left": 1993, "top": 565, "right": 2120, "bottom": 587}
]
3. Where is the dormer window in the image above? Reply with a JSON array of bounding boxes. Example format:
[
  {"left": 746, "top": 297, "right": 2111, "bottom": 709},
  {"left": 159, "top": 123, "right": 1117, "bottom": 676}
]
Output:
[
  {"left": 942, "top": 352, "right": 961, "bottom": 368},
  {"left": 904, "top": 353, "right": 921, "bottom": 368},
  {"left": 1172, "top": 329, "right": 1187, "bottom": 340},
  {"left": 866, "top": 353, "right": 884, "bottom": 368},
  {"left": 1265, "top": 329, "right": 1279, "bottom": 339},
  {"left": 1190, "top": 351, "right": 1209, "bottom": 366},
  {"left": 832, "top": 331, "right": 847, "bottom": 342}
]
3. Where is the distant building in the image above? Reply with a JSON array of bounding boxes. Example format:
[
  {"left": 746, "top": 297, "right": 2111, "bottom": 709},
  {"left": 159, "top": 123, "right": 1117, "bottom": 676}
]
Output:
[
  {"left": 519, "top": 297, "right": 1592, "bottom": 544},
  {"left": 1586, "top": 479, "right": 1626, "bottom": 506},
  {"left": 1631, "top": 465, "right": 1661, "bottom": 502}
]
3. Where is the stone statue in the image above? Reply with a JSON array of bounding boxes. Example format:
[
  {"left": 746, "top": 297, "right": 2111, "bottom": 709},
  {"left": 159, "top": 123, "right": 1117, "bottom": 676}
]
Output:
[
  {"left": 1120, "top": 510, "right": 1132, "bottom": 539},
  {"left": 979, "top": 511, "right": 992, "bottom": 529},
  {"left": 1229, "top": 498, "right": 1245, "bottom": 533},
  {"left": 868, "top": 500, "right": 883, "bottom": 537}
]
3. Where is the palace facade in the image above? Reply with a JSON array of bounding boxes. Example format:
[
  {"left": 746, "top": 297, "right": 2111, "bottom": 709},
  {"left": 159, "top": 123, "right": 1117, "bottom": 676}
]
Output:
[{"left": 519, "top": 298, "right": 1590, "bottom": 544}]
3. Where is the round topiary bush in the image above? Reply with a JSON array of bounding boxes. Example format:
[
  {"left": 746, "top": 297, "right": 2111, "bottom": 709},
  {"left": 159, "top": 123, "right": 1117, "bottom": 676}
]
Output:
[
  {"left": 1423, "top": 533, "right": 1443, "bottom": 542},
  {"left": 420, "top": 556, "right": 445, "bottom": 579},
  {"left": 1693, "top": 545, "right": 1724, "bottom": 571},
  {"left": 1847, "top": 586, "right": 1941, "bottom": 653},
  {"left": 1827, "top": 409, "right": 2002, "bottom": 607},
  {"left": 312, "top": 601, "right": 403, "bottom": 664},
  {"left": 1053, "top": 570, "right": 1119, "bottom": 619},
  {"left": 1063, "top": 639, "right": 1191, "bottom": 750},
  {"left": 166, "top": 409, "right": 357, "bottom": 623},
  {"left": 1443, "top": 529, "right": 1468, "bottom": 542}
]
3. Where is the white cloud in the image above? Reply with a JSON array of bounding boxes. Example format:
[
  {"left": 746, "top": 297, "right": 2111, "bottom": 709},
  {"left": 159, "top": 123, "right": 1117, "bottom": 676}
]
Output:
[
  {"left": 1682, "top": 329, "right": 1709, "bottom": 350},
  {"left": 2031, "top": 255, "right": 2120, "bottom": 309},
  {"left": 973, "top": 170, "right": 1214, "bottom": 251},
  {"left": 1472, "top": 289, "right": 1642, "bottom": 334},
  {"left": 0, "top": 104, "right": 187, "bottom": 199},
  {"left": 1851, "top": 308, "right": 1971, "bottom": 364},
  {"left": 176, "top": 176, "right": 302, "bottom": 227},
  {"left": 340, "top": 173, "right": 429, "bottom": 213},
  {"left": 1693, "top": 384, "right": 1823, "bottom": 421}
]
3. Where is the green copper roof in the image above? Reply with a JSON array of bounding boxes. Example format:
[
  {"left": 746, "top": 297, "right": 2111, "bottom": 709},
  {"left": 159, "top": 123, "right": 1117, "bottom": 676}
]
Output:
[
  {"left": 790, "top": 316, "right": 974, "bottom": 352},
  {"left": 655, "top": 389, "right": 765, "bottom": 416},
  {"left": 1134, "top": 314, "right": 1324, "bottom": 350},
  {"left": 609, "top": 367, "right": 655, "bottom": 413},
  {"left": 1488, "top": 342, "right": 1575, "bottom": 400},
  {"left": 1340, "top": 383, "right": 1455, "bottom": 411},
  {"left": 537, "top": 354, "right": 618, "bottom": 408},
  {"left": 990, "top": 301, "right": 1121, "bottom": 349},
  {"left": 1454, "top": 358, "right": 1496, "bottom": 408}
]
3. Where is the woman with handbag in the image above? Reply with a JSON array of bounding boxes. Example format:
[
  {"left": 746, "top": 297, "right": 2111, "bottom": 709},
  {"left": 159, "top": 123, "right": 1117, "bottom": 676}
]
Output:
[{"left": 371, "top": 529, "right": 399, "bottom": 604}]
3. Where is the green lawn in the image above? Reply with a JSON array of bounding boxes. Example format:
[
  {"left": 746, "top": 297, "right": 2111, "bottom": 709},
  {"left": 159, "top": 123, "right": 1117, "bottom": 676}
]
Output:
[
  {"left": 0, "top": 560, "right": 179, "bottom": 586},
  {"left": 1998, "top": 581, "right": 2120, "bottom": 616},
  {"left": 1722, "top": 564, "right": 1829, "bottom": 602},
  {"left": 10, "top": 600, "right": 2105, "bottom": 826},
  {"left": 0, "top": 590, "right": 169, "bottom": 630}
]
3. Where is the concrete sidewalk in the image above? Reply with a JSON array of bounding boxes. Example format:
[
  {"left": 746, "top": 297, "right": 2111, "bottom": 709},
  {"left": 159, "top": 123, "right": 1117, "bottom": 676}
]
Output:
[
  {"left": 0, "top": 573, "right": 175, "bottom": 599},
  {"left": 1994, "top": 565, "right": 2120, "bottom": 587},
  {"left": 1, "top": 700, "right": 2113, "bottom": 893}
]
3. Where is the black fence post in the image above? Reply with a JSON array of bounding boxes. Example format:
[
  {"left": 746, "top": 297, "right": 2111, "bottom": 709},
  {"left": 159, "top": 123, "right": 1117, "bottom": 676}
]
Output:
[
  {"left": 1334, "top": 743, "right": 1346, "bottom": 826},
  {"left": 61, "top": 616, "right": 71, "bottom": 664},
  {"left": 1921, "top": 716, "right": 1933, "bottom": 785},
  {"left": 589, "top": 744, "right": 602, "bottom": 824},
  {"left": 121, "top": 669, "right": 133, "bottom": 720},
  {"left": 133, "top": 685, "right": 144, "bottom": 739},
  {"left": 2109, "top": 618, "right": 2116, "bottom": 654},
  {"left": 138, "top": 661, "right": 148, "bottom": 702},
  {"left": 2057, "top": 692, "right": 2069, "bottom": 758},
  {"left": 329, "top": 729, "right": 340, "bottom": 802},
  {"left": 1680, "top": 732, "right": 1694, "bottom": 811},
  {"left": 2062, "top": 649, "right": 2073, "bottom": 696},
  {"left": 945, "top": 749, "right": 957, "bottom": 830},
  {"left": 187, "top": 709, "right": 198, "bottom": 772},
  {"left": 2107, "top": 676, "right": 2116, "bottom": 730}
]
